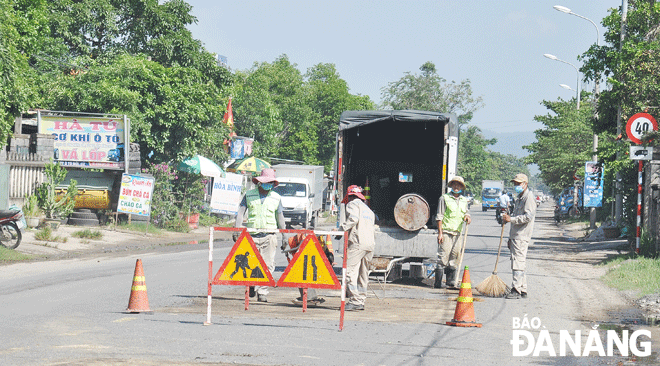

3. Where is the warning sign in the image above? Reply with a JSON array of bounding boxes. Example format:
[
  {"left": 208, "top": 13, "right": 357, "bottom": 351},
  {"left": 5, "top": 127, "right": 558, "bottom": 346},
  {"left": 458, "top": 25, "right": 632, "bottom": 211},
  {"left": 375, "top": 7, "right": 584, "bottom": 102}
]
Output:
[
  {"left": 212, "top": 231, "right": 275, "bottom": 286},
  {"left": 277, "top": 235, "right": 340, "bottom": 289}
]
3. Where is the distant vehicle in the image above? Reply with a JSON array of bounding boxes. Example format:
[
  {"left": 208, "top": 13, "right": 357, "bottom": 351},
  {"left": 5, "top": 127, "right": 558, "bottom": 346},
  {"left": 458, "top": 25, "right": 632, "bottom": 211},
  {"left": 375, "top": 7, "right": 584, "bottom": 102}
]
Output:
[
  {"left": 481, "top": 180, "right": 504, "bottom": 211},
  {"left": 554, "top": 185, "right": 584, "bottom": 222},
  {"left": 272, "top": 164, "right": 324, "bottom": 229}
]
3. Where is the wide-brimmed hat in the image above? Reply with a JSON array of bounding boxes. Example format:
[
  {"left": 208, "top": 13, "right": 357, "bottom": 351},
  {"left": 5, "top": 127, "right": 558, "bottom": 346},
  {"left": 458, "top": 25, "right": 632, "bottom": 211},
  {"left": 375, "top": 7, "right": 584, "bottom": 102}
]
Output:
[
  {"left": 252, "top": 168, "right": 279, "bottom": 186},
  {"left": 511, "top": 173, "right": 528, "bottom": 184},
  {"left": 342, "top": 185, "right": 366, "bottom": 204},
  {"left": 448, "top": 176, "right": 466, "bottom": 189}
]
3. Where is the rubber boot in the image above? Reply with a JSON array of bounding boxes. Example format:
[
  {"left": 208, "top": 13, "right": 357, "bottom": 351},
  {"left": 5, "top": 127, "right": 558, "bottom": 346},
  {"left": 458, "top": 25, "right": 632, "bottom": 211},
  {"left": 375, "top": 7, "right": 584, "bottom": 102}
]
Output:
[
  {"left": 434, "top": 267, "right": 444, "bottom": 288},
  {"left": 446, "top": 267, "right": 458, "bottom": 289}
]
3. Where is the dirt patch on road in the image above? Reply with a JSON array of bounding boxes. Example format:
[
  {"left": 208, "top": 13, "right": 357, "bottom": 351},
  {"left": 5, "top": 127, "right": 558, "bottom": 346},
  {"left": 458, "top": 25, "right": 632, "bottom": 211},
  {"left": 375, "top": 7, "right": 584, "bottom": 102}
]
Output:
[{"left": 165, "top": 283, "right": 459, "bottom": 325}]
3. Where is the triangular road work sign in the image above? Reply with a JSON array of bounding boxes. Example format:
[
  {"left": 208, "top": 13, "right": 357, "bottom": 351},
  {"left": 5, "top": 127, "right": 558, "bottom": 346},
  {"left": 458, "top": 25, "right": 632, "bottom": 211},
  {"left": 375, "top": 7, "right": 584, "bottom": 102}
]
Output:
[
  {"left": 212, "top": 230, "right": 275, "bottom": 286},
  {"left": 277, "top": 235, "right": 339, "bottom": 289}
]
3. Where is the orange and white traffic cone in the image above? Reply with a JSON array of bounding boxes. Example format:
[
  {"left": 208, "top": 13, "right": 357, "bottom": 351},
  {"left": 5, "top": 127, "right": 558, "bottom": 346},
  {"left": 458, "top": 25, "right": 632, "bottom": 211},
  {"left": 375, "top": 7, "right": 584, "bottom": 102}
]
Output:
[
  {"left": 126, "top": 259, "right": 151, "bottom": 313},
  {"left": 446, "top": 266, "right": 482, "bottom": 327}
]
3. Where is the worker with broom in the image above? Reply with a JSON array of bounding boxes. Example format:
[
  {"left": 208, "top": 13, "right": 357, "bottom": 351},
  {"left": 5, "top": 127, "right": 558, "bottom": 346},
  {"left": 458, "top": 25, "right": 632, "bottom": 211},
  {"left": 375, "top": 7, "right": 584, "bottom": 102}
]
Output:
[
  {"left": 502, "top": 173, "right": 537, "bottom": 300},
  {"left": 435, "top": 176, "right": 471, "bottom": 289}
]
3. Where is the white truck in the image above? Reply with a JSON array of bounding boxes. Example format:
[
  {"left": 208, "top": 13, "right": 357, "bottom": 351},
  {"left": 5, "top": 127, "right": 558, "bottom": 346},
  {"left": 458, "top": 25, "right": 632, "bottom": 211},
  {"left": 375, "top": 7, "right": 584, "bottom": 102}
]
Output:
[{"left": 272, "top": 164, "right": 324, "bottom": 228}]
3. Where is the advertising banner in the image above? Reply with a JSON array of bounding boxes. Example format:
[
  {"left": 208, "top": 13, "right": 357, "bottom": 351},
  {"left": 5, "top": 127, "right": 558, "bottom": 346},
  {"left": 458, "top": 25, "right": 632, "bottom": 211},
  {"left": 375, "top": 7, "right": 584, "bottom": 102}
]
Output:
[
  {"left": 39, "top": 116, "right": 126, "bottom": 169},
  {"left": 583, "top": 161, "right": 604, "bottom": 208},
  {"left": 210, "top": 172, "right": 244, "bottom": 215},
  {"left": 117, "top": 174, "right": 154, "bottom": 216}
]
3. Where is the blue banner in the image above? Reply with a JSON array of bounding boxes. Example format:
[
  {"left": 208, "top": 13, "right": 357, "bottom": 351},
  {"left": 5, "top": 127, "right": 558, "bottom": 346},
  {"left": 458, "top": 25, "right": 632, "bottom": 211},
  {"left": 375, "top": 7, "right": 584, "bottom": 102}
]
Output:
[{"left": 583, "top": 162, "right": 604, "bottom": 208}]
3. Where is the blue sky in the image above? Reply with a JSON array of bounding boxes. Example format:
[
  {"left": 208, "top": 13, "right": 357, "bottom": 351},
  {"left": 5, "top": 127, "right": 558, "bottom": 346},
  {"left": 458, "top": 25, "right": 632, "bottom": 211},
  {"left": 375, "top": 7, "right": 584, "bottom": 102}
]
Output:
[{"left": 185, "top": 0, "right": 619, "bottom": 160}]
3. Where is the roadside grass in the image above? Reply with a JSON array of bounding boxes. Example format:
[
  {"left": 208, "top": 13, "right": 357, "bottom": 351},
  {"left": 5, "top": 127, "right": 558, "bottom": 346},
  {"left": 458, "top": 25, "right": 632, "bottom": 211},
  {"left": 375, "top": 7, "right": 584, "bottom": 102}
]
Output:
[
  {"left": 72, "top": 228, "right": 103, "bottom": 240},
  {"left": 34, "top": 226, "right": 67, "bottom": 243},
  {"left": 602, "top": 255, "right": 660, "bottom": 296},
  {"left": 0, "top": 246, "right": 31, "bottom": 261},
  {"left": 113, "top": 221, "right": 164, "bottom": 235}
]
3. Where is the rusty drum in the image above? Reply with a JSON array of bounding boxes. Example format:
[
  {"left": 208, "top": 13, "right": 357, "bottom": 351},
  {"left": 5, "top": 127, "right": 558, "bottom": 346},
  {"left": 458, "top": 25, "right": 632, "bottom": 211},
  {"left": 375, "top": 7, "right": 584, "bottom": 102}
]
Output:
[{"left": 393, "top": 193, "right": 430, "bottom": 231}]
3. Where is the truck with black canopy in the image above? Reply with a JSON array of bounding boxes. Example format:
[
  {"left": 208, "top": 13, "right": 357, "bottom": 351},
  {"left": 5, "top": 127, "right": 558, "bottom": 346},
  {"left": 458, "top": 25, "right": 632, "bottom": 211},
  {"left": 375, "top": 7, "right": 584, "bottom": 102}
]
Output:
[{"left": 334, "top": 110, "right": 460, "bottom": 280}]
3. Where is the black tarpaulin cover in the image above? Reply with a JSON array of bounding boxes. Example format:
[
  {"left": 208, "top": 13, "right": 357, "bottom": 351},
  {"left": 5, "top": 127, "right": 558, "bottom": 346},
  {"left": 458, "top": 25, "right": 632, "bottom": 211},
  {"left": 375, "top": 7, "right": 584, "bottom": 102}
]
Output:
[{"left": 338, "top": 110, "right": 450, "bottom": 131}]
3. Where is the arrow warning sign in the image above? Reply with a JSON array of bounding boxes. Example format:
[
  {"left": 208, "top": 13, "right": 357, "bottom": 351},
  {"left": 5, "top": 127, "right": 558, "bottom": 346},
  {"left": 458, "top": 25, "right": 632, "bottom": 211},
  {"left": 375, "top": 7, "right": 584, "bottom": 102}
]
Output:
[
  {"left": 212, "top": 231, "right": 275, "bottom": 286},
  {"left": 277, "top": 235, "right": 340, "bottom": 289}
]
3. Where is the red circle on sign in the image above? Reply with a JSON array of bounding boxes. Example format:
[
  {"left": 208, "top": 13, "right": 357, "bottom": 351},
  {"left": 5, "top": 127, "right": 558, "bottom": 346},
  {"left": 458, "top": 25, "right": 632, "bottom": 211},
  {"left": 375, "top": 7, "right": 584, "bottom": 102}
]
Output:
[{"left": 627, "top": 113, "right": 658, "bottom": 144}]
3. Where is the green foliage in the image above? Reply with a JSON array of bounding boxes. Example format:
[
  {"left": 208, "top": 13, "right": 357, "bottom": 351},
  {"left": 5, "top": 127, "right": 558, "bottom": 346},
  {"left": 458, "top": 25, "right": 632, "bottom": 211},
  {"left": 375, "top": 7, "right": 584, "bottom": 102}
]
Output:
[
  {"left": 198, "top": 212, "right": 228, "bottom": 227},
  {"left": 380, "top": 61, "right": 484, "bottom": 125},
  {"left": 457, "top": 125, "right": 529, "bottom": 193},
  {"left": 524, "top": 99, "right": 594, "bottom": 193},
  {"left": 603, "top": 256, "right": 660, "bottom": 296},
  {"left": 22, "top": 194, "right": 41, "bottom": 218},
  {"left": 43, "top": 54, "right": 231, "bottom": 163},
  {"left": 72, "top": 228, "right": 103, "bottom": 240},
  {"left": 36, "top": 162, "right": 77, "bottom": 219},
  {"left": 143, "top": 162, "right": 179, "bottom": 227},
  {"left": 233, "top": 55, "right": 374, "bottom": 171},
  {"left": 34, "top": 226, "right": 67, "bottom": 243},
  {"left": 164, "top": 217, "right": 190, "bottom": 233},
  {"left": 0, "top": 245, "right": 31, "bottom": 261}
]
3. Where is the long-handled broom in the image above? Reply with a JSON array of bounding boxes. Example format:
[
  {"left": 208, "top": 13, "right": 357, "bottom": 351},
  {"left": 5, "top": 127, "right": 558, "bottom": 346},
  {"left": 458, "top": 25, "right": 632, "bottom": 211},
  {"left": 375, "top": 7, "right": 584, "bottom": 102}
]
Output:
[
  {"left": 455, "top": 222, "right": 469, "bottom": 284},
  {"left": 475, "top": 222, "right": 510, "bottom": 297}
]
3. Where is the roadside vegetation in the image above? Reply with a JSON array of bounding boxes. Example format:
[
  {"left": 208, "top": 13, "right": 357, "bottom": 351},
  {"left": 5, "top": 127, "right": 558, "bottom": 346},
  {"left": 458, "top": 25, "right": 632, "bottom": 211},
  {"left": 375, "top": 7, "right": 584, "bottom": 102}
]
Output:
[
  {"left": 34, "top": 226, "right": 67, "bottom": 243},
  {"left": 0, "top": 246, "right": 31, "bottom": 262},
  {"left": 72, "top": 229, "right": 103, "bottom": 240},
  {"left": 603, "top": 255, "right": 660, "bottom": 297}
]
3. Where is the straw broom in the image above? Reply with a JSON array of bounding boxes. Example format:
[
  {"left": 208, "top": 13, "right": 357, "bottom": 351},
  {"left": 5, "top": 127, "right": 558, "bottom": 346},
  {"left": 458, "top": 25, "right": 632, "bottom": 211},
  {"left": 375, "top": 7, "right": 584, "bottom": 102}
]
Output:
[{"left": 475, "top": 222, "right": 510, "bottom": 297}]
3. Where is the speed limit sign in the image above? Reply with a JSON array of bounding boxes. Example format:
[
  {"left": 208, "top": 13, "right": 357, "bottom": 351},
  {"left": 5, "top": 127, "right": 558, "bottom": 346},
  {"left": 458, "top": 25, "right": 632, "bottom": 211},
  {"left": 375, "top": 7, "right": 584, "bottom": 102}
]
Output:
[{"left": 626, "top": 113, "right": 658, "bottom": 144}]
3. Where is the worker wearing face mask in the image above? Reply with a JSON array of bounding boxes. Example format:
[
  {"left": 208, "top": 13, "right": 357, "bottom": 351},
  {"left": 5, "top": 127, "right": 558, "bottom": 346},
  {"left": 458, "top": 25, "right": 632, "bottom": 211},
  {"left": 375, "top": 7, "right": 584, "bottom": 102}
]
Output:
[
  {"left": 234, "top": 168, "right": 286, "bottom": 303},
  {"left": 502, "top": 173, "right": 537, "bottom": 300},
  {"left": 435, "top": 176, "right": 471, "bottom": 289}
]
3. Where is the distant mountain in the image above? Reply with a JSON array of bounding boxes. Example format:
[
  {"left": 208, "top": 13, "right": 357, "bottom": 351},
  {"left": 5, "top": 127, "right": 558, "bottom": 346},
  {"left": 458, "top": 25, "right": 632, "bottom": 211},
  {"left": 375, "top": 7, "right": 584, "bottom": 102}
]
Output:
[
  {"left": 479, "top": 129, "right": 535, "bottom": 158},
  {"left": 478, "top": 129, "right": 538, "bottom": 175}
]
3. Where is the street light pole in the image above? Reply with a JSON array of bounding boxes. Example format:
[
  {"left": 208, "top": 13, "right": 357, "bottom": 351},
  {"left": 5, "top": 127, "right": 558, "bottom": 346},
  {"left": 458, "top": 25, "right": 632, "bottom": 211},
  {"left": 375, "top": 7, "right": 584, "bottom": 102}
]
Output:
[
  {"left": 544, "top": 53, "right": 580, "bottom": 110},
  {"left": 554, "top": 5, "right": 601, "bottom": 228}
]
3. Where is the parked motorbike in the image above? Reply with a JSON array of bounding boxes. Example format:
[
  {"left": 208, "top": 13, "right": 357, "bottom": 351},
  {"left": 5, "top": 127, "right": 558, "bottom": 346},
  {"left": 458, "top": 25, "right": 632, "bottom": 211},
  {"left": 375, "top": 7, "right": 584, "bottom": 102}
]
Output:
[{"left": 0, "top": 210, "right": 23, "bottom": 249}]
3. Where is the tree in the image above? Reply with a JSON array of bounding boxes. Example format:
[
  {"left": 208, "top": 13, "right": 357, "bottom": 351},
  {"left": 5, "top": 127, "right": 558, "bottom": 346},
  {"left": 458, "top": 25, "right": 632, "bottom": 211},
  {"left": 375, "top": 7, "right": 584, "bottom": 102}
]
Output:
[
  {"left": 458, "top": 125, "right": 530, "bottom": 193},
  {"left": 524, "top": 99, "right": 594, "bottom": 193},
  {"left": 580, "top": 0, "right": 660, "bottom": 222},
  {"left": 457, "top": 125, "right": 497, "bottom": 193},
  {"left": 43, "top": 54, "right": 231, "bottom": 163},
  {"left": 232, "top": 55, "right": 374, "bottom": 170},
  {"left": 380, "top": 61, "right": 484, "bottom": 124},
  {"left": 0, "top": 0, "right": 52, "bottom": 142},
  {"left": 305, "top": 63, "right": 374, "bottom": 169},
  {"left": 232, "top": 55, "right": 311, "bottom": 160}
]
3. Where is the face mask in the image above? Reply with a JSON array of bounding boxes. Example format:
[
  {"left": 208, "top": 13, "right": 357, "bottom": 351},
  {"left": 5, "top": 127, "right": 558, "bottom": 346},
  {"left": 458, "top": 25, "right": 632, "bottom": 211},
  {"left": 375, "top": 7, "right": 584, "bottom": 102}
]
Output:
[
  {"left": 260, "top": 182, "right": 274, "bottom": 191},
  {"left": 452, "top": 189, "right": 462, "bottom": 194},
  {"left": 514, "top": 185, "right": 524, "bottom": 194}
]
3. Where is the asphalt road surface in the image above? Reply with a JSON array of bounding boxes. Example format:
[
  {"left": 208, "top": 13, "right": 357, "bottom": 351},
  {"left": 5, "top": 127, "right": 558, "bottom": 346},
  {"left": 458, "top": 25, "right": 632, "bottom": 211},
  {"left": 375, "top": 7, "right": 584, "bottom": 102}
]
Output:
[{"left": 1, "top": 202, "right": 657, "bottom": 365}]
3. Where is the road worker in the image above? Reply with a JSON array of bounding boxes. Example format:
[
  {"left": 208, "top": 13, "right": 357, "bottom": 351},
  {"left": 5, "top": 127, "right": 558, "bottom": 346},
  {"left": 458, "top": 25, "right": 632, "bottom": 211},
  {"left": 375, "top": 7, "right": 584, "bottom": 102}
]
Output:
[
  {"left": 234, "top": 168, "right": 286, "bottom": 302},
  {"left": 502, "top": 173, "right": 537, "bottom": 299},
  {"left": 435, "top": 176, "right": 471, "bottom": 289},
  {"left": 341, "top": 185, "right": 376, "bottom": 311}
]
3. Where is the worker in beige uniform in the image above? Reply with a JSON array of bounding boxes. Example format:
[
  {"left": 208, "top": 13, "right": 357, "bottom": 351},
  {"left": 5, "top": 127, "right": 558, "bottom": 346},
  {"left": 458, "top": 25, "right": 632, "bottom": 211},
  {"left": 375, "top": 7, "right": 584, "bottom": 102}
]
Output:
[
  {"left": 340, "top": 185, "right": 376, "bottom": 311},
  {"left": 435, "top": 176, "right": 471, "bottom": 289},
  {"left": 502, "top": 173, "right": 536, "bottom": 300}
]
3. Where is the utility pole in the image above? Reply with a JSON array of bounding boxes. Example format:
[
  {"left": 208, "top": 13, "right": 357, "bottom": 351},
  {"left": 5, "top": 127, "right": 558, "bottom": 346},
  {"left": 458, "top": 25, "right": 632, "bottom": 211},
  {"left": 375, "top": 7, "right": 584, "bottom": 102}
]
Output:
[{"left": 615, "top": 0, "right": 628, "bottom": 223}]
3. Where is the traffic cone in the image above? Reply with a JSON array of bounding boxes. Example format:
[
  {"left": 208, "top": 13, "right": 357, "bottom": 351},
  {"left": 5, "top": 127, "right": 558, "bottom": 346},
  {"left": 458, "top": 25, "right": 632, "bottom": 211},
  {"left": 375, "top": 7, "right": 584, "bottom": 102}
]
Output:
[
  {"left": 446, "top": 266, "right": 482, "bottom": 327},
  {"left": 126, "top": 259, "right": 152, "bottom": 313}
]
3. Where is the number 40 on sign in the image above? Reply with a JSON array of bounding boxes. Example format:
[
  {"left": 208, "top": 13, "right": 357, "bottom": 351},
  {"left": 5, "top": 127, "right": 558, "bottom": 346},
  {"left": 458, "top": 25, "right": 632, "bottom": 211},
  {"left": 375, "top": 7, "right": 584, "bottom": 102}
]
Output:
[{"left": 626, "top": 113, "right": 658, "bottom": 145}]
